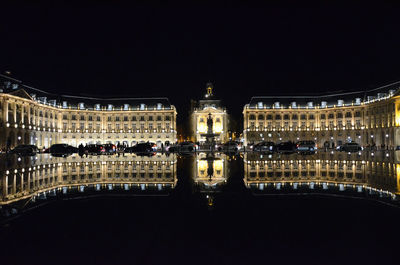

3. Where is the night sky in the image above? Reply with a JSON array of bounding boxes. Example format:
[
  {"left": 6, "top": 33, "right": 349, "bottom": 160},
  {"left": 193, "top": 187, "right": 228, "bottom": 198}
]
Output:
[{"left": 1, "top": 3, "right": 400, "bottom": 122}]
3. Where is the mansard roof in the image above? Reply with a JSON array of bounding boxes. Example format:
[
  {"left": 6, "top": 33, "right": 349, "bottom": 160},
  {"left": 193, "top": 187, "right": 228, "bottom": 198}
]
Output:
[
  {"left": 0, "top": 74, "right": 173, "bottom": 110},
  {"left": 247, "top": 81, "right": 400, "bottom": 109}
]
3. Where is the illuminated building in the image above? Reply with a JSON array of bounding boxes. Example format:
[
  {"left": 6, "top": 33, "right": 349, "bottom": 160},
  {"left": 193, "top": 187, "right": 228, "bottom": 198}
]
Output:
[
  {"left": 194, "top": 152, "right": 227, "bottom": 187},
  {"left": 190, "top": 83, "right": 228, "bottom": 143},
  {"left": 244, "top": 152, "right": 400, "bottom": 197},
  {"left": 0, "top": 74, "right": 177, "bottom": 150},
  {"left": 0, "top": 154, "right": 177, "bottom": 205},
  {"left": 243, "top": 82, "right": 400, "bottom": 148}
]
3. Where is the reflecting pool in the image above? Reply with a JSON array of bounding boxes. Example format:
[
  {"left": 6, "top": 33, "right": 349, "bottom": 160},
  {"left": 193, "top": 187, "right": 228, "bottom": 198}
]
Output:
[{"left": 1, "top": 151, "right": 400, "bottom": 265}]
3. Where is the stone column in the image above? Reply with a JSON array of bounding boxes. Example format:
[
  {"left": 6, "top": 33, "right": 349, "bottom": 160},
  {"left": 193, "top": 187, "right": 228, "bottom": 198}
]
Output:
[{"left": 13, "top": 102, "right": 17, "bottom": 125}]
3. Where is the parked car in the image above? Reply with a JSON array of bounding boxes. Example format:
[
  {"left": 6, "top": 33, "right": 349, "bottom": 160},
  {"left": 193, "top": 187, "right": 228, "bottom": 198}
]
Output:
[
  {"left": 276, "top": 142, "right": 296, "bottom": 154},
  {"left": 338, "top": 142, "right": 362, "bottom": 152},
  {"left": 9, "top": 145, "right": 39, "bottom": 156},
  {"left": 103, "top": 144, "right": 117, "bottom": 154},
  {"left": 217, "top": 141, "right": 239, "bottom": 152},
  {"left": 169, "top": 141, "right": 197, "bottom": 153},
  {"left": 296, "top": 141, "right": 316, "bottom": 153},
  {"left": 86, "top": 144, "right": 105, "bottom": 155},
  {"left": 125, "top": 142, "right": 155, "bottom": 153},
  {"left": 49, "top": 144, "right": 78, "bottom": 155},
  {"left": 253, "top": 141, "right": 275, "bottom": 152}
]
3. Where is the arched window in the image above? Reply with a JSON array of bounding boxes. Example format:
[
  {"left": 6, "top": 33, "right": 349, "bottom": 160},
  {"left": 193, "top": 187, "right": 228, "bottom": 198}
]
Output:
[
  {"left": 275, "top": 114, "right": 281, "bottom": 120},
  {"left": 345, "top": 112, "right": 352, "bottom": 118},
  {"left": 258, "top": 114, "right": 264, "bottom": 120},
  {"left": 284, "top": 114, "right": 290, "bottom": 120},
  {"left": 337, "top": 112, "right": 343, "bottom": 118},
  {"left": 292, "top": 114, "right": 298, "bottom": 120},
  {"left": 249, "top": 114, "right": 256, "bottom": 120},
  {"left": 267, "top": 114, "right": 273, "bottom": 120}
]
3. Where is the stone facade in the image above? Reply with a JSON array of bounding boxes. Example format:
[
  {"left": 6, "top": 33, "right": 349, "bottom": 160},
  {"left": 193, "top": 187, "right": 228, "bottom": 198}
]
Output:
[
  {"left": 0, "top": 77, "right": 177, "bottom": 150},
  {"left": 190, "top": 83, "right": 228, "bottom": 143},
  {"left": 243, "top": 86, "right": 400, "bottom": 149}
]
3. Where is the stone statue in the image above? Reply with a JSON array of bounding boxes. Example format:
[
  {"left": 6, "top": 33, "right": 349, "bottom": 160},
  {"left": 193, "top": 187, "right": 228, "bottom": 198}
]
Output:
[{"left": 207, "top": 113, "right": 213, "bottom": 134}]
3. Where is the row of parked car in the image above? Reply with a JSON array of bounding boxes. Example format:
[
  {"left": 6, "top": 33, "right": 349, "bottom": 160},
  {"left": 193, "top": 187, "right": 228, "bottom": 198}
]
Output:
[
  {"left": 249, "top": 140, "right": 362, "bottom": 153},
  {"left": 7, "top": 142, "right": 161, "bottom": 156},
  {"left": 6, "top": 140, "right": 363, "bottom": 156}
]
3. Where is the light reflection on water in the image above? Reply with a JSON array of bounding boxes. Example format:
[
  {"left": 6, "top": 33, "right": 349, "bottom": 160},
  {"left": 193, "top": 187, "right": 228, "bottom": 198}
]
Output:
[{"left": 1, "top": 151, "right": 399, "bottom": 218}]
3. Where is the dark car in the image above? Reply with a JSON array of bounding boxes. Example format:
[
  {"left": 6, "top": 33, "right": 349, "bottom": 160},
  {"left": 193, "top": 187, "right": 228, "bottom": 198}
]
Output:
[
  {"left": 217, "top": 141, "right": 239, "bottom": 152},
  {"left": 86, "top": 144, "right": 105, "bottom": 155},
  {"left": 9, "top": 145, "right": 39, "bottom": 156},
  {"left": 49, "top": 144, "right": 78, "bottom": 155},
  {"left": 276, "top": 142, "right": 296, "bottom": 154},
  {"left": 253, "top": 141, "right": 275, "bottom": 152},
  {"left": 168, "top": 142, "right": 198, "bottom": 153},
  {"left": 338, "top": 142, "right": 362, "bottom": 152},
  {"left": 296, "top": 140, "right": 317, "bottom": 153},
  {"left": 125, "top": 142, "right": 155, "bottom": 153},
  {"left": 103, "top": 144, "right": 116, "bottom": 154}
]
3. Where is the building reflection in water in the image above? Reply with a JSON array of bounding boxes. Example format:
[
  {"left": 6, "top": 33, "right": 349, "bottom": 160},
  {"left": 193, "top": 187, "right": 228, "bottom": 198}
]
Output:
[
  {"left": 0, "top": 153, "right": 177, "bottom": 206},
  {"left": 2, "top": 151, "right": 400, "bottom": 217},
  {"left": 194, "top": 152, "right": 227, "bottom": 188},
  {"left": 244, "top": 151, "right": 400, "bottom": 200}
]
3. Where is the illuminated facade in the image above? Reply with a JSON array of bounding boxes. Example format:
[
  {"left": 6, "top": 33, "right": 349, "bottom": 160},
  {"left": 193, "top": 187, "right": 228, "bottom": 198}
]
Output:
[
  {"left": 194, "top": 153, "right": 227, "bottom": 187},
  {"left": 243, "top": 83, "right": 400, "bottom": 148},
  {"left": 0, "top": 153, "right": 177, "bottom": 205},
  {"left": 244, "top": 152, "right": 400, "bottom": 196},
  {"left": 190, "top": 83, "right": 228, "bottom": 143},
  {"left": 0, "top": 75, "right": 177, "bottom": 150}
]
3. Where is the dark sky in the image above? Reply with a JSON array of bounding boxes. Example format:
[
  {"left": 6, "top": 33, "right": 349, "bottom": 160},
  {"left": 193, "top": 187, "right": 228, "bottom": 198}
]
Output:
[{"left": 1, "top": 3, "right": 400, "bottom": 122}]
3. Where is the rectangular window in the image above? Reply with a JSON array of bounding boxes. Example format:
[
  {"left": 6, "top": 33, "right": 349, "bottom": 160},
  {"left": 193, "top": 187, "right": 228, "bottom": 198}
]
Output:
[{"left": 284, "top": 122, "right": 289, "bottom": 129}]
